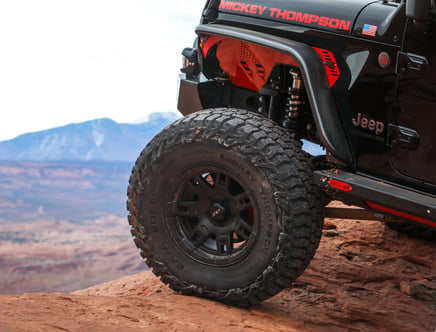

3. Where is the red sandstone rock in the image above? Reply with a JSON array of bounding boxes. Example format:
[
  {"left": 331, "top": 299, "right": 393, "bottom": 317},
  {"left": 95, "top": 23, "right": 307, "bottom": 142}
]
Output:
[{"left": 0, "top": 216, "right": 434, "bottom": 331}]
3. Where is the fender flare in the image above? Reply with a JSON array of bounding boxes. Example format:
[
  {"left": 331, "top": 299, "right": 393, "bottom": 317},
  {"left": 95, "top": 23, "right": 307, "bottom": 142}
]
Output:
[{"left": 195, "top": 24, "right": 353, "bottom": 165}]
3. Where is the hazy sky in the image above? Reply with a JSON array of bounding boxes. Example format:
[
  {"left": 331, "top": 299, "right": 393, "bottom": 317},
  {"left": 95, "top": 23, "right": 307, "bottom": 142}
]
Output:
[{"left": 0, "top": 0, "right": 205, "bottom": 141}]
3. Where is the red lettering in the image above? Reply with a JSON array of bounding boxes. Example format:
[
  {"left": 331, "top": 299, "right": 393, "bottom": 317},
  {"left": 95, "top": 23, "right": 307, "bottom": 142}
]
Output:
[
  {"left": 339, "top": 20, "right": 351, "bottom": 31},
  {"left": 275, "top": 9, "right": 287, "bottom": 19},
  {"left": 286, "top": 11, "right": 296, "bottom": 21},
  {"left": 219, "top": 0, "right": 233, "bottom": 10},
  {"left": 240, "top": 3, "right": 250, "bottom": 12},
  {"left": 296, "top": 12, "right": 309, "bottom": 23},
  {"left": 232, "top": 2, "right": 242, "bottom": 11},
  {"left": 258, "top": 6, "right": 267, "bottom": 15},
  {"left": 308, "top": 14, "right": 318, "bottom": 24},
  {"left": 319, "top": 16, "right": 329, "bottom": 26},
  {"left": 376, "top": 122, "right": 385, "bottom": 135},
  {"left": 269, "top": 8, "right": 279, "bottom": 17},
  {"left": 329, "top": 18, "right": 339, "bottom": 28},
  {"left": 220, "top": 3, "right": 351, "bottom": 31}
]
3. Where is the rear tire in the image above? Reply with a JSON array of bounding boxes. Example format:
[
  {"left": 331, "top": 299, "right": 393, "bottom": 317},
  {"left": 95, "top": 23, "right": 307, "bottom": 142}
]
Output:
[{"left": 127, "top": 108, "right": 324, "bottom": 307}]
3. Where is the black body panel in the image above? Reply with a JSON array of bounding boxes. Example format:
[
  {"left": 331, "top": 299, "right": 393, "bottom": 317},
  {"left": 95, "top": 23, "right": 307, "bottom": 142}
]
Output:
[
  {"left": 177, "top": 0, "right": 436, "bottom": 228},
  {"left": 216, "top": 0, "right": 376, "bottom": 34},
  {"left": 391, "top": 18, "right": 436, "bottom": 188},
  {"left": 209, "top": 2, "right": 405, "bottom": 178}
]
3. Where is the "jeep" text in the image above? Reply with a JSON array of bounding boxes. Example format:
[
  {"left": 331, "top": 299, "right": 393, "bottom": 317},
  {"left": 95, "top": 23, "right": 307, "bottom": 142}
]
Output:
[{"left": 352, "top": 113, "right": 385, "bottom": 135}]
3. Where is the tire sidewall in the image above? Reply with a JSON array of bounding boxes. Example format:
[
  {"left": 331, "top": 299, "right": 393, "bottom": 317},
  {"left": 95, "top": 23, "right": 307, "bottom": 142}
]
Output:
[{"left": 139, "top": 140, "right": 282, "bottom": 290}]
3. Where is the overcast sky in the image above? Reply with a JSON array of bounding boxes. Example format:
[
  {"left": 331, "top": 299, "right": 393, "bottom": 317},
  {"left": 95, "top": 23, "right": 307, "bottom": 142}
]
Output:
[{"left": 0, "top": 0, "right": 205, "bottom": 141}]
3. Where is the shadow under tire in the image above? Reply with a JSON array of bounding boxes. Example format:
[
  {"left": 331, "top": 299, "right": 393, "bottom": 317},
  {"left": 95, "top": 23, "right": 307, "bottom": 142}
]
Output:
[
  {"left": 127, "top": 108, "right": 323, "bottom": 307},
  {"left": 385, "top": 221, "right": 436, "bottom": 242}
]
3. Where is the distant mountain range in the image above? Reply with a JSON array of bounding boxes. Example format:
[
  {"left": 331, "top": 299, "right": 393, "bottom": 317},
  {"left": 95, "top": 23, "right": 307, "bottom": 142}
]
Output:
[
  {"left": 0, "top": 111, "right": 323, "bottom": 162},
  {"left": 0, "top": 111, "right": 323, "bottom": 221},
  {"left": 0, "top": 160, "right": 132, "bottom": 221},
  {"left": 0, "top": 112, "right": 181, "bottom": 162}
]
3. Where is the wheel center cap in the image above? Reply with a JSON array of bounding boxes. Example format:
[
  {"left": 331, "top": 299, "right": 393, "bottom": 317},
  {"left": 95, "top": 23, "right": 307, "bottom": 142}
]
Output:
[{"left": 209, "top": 202, "right": 228, "bottom": 223}]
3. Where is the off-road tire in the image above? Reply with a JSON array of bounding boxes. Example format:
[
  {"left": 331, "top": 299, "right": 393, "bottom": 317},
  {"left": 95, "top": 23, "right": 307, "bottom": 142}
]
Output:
[
  {"left": 385, "top": 221, "right": 436, "bottom": 242},
  {"left": 127, "top": 108, "right": 324, "bottom": 307}
]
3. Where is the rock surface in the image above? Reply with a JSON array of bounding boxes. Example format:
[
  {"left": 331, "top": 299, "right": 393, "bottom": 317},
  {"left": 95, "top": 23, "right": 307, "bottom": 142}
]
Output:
[{"left": 0, "top": 214, "right": 434, "bottom": 331}]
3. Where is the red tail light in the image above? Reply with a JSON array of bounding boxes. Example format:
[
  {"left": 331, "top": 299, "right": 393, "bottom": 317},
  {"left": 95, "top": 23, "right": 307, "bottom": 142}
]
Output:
[{"left": 328, "top": 179, "right": 352, "bottom": 191}]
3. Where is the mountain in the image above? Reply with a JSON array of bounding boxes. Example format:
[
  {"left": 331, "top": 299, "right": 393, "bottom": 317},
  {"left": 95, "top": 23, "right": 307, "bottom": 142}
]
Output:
[
  {"left": 0, "top": 112, "right": 181, "bottom": 162},
  {"left": 0, "top": 112, "right": 181, "bottom": 222},
  {"left": 0, "top": 111, "right": 324, "bottom": 161},
  {"left": 0, "top": 160, "right": 132, "bottom": 222}
]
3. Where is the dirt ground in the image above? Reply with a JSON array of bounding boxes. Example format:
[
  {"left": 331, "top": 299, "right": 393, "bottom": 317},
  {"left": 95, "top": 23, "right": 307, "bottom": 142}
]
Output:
[{"left": 0, "top": 213, "right": 434, "bottom": 332}]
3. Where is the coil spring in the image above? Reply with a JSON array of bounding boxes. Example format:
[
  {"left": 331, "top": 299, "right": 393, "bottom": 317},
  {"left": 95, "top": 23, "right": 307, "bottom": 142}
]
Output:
[{"left": 284, "top": 70, "right": 306, "bottom": 137}]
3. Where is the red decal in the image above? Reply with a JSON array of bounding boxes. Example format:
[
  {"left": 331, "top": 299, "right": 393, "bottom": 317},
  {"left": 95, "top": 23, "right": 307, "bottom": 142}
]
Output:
[
  {"left": 308, "top": 14, "right": 318, "bottom": 24},
  {"left": 267, "top": 8, "right": 351, "bottom": 31},
  {"left": 319, "top": 16, "right": 329, "bottom": 27},
  {"left": 313, "top": 47, "right": 340, "bottom": 87},
  {"left": 219, "top": 1, "right": 267, "bottom": 16},
  {"left": 258, "top": 5, "right": 267, "bottom": 15},
  {"left": 295, "top": 12, "right": 309, "bottom": 23},
  {"left": 366, "top": 202, "right": 435, "bottom": 228},
  {"left": 218, "top": 1, "right": 351, "bottom": 31},
  {"left": 219, "top": 1, "right": 232, "bottom": 9}
]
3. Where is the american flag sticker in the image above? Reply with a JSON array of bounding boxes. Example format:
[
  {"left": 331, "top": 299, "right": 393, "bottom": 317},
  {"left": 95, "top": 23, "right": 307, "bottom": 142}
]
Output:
[{"left": 362, "top": 24, "right": 377, "bottom": 37}]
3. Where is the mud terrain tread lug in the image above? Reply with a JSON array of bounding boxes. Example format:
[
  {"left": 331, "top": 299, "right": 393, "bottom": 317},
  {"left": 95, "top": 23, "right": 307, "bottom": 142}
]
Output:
[{"left": 127, "top": 108, "right": 324, "bottom": 307}]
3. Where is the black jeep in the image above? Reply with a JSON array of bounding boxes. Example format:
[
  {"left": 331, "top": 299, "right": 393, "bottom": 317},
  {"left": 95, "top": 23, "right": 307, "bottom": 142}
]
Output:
[{"left": 127, "top": 0, "right": 436, "bottom": 306}]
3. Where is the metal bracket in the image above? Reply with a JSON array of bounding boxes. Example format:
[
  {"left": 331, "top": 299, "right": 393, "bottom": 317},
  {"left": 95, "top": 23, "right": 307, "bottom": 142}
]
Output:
[{"left": 324, "top": 207, "right": 395, "bottom": 221}]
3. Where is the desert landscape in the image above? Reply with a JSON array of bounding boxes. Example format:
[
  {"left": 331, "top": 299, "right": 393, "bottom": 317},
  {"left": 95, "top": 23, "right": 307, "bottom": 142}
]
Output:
[
  {"left": 0, "top": 161, "right": 145, "bottom": 295},
  {"left": 0, "top": 156, "right": 434, "bottom": 331},
  {"left": 0, "top": 161, "right": 131, "bottom": 222},
  {"left": 0, "top": 215, "right": 144, "bottom": 294},
  {"left": 0, "top": 214, "right": 434, "bottom": 331}
]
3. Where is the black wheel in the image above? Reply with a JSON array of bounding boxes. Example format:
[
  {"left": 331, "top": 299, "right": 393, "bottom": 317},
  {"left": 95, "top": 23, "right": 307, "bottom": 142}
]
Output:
[
  {"left": 385, "top": 221, "right": 436, "bottom": 242},
  {"left": 127, "top": 108, "right": 324, "bottom": 307}
]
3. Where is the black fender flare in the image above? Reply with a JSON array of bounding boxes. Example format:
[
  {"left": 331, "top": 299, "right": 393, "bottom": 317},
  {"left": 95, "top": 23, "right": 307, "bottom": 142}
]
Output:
[{"left": 195, "top": 24, "right": 353, "bottom": 165}]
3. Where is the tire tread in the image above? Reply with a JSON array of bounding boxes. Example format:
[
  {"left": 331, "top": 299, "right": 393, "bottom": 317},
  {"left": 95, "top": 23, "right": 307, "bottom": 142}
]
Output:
[{"left": 127, "top": 108, "right": 324, "bottom": 307}]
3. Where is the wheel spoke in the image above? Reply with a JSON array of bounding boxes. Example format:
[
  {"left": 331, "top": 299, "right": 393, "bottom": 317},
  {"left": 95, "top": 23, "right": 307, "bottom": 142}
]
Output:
[
  {"left": 216, "top": 233, "right": 234, "bottom": 254},
  {"left": 233, "top": 192, "right": 252, "bottom": 212},
  {"left": 172, "top": 200, "right": 199, "bottom": 218},
  {"left": 215, "top": 172, "right": 230, "bottom": 191},
  {"left": 234, "top": 217, "right": 254, "bottom": 241},
  {"left": 188, "top": 223, "right": 210, "bottom": 247}
]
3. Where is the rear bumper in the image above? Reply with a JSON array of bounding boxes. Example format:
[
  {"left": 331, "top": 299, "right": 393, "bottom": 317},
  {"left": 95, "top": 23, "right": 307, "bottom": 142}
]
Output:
[{"left": 315, "top": 169, "right": 436, "bottom": 228}]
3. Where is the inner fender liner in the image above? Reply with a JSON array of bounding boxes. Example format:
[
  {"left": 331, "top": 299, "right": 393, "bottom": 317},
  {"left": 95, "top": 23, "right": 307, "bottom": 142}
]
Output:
[
  {"left": 203, "top": 37, "right": 299, "bottom": 91},
  {"left": 196, "top": 24, "right": 353, "bottom": 165}
]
